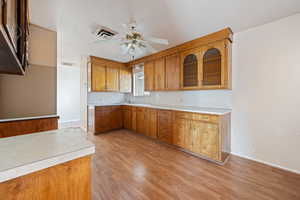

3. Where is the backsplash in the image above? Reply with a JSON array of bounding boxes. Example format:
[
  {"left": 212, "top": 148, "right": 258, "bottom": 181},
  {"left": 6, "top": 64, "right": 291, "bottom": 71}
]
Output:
[
  {"left": 88, "top": 92, "right": 126, "bottom": 105},
  {"left": 125, "top": 90, "right": 232, "bottom": 109}
]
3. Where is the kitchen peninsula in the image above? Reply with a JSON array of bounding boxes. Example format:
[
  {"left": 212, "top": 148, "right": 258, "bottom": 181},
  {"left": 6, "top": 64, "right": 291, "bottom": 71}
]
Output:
[{"left": 0, "top": 128, "right": 95, "bottom": 199}]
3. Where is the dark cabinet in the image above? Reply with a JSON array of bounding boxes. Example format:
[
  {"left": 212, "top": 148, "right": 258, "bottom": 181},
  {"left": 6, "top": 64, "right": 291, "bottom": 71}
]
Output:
[
  {"left": 0, "top": 0, "right": 29, "bottom": 74},
  {"left": 94, "top": 106, "right": 123, "bottom": 134}
]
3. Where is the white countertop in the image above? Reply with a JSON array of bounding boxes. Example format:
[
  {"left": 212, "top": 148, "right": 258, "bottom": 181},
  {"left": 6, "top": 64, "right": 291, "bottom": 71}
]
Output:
[
  {"left": 0, "top": 115, "right": 59, "bottom": 123},
  {"left": 89, "top": 103, "right": 231, "bottom": 115},
  {"left": 0, "top": 128, "right": 95, "bottom": 183}
]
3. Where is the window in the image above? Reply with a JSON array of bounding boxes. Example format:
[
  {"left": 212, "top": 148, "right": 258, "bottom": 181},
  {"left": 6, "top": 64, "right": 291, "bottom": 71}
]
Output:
[{"left": 133, "top": 65, "right": 145, "bottom": 96}]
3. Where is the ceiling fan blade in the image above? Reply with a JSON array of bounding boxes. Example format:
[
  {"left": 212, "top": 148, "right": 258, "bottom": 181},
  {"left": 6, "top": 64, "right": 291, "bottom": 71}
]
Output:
[{"left": 144, "top": 36, "right": 169, "bottom": 45}]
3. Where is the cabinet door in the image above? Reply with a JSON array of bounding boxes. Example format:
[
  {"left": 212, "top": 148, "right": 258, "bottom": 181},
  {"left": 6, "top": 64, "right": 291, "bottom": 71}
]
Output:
[
  {"left": 157, "top": 110, "right": 173, "bottom": 144},
  {"left": 136, "top": 107, "right": 147, "bottom": 135},
  {"left": 123, "top": 107, "right": 132, "bottom": 130},
  {"left": 144, "top": 61, "right": 155, "bottom": 91},
  {"left": 181, "top": 49, "right": 201, "bottom": 89},
  {"left": 94, "top": 107, "right": 111, "bottom": 133},
  {"left": 131, "top": 107, "right": 137, "bottom": 132},
  {"left": 173, "top": 117, "right": 190, "bottom": 148},
  {"left": 106, "top": 66, "right": 119, "bottom": 91},
  {"left": 120, "top": 67, "right": 132, "bottom": 93},
  {"left": 191, "top": 121, "right": 220, "bottom": 161},
  {"left": 92, "top": 63, "right": 106, "bottom": 91},
  {"left": 154, "top": 58, "right": 166, "bottom": 90},
  {"left": 146, "top": 109, "right": 157, "bottom": 139},
  {"left": 110, "top": 106, "right": 123, "bottom": 129},
  {"left": 165, "top": 54, "right": 180, "bottom": 90}
]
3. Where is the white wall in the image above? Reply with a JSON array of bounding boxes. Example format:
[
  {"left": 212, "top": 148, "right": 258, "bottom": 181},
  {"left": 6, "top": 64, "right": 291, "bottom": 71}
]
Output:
[
  {"left": 57, "top": 65, "right": 81, "bottom": 127},
  {"left": 88, "top": 92, "right": 125, "bottom": 105},
  {"left": 231, "top": 14, "right": 300, "bottom": 173},
  {"left": 127, "top": 14, "right": 300, "bottom": 173}
]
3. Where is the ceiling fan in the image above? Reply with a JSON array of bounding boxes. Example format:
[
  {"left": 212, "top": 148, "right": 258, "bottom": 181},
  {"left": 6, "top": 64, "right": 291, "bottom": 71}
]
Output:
[{"left": 92, "top": 21, "right": 169, "bottom": 58}]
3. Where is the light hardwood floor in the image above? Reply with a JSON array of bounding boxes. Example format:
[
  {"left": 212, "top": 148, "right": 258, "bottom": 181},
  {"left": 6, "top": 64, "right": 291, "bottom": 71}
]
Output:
[{"left": 88, "top": 129, "right": 300, "bottom": 200}]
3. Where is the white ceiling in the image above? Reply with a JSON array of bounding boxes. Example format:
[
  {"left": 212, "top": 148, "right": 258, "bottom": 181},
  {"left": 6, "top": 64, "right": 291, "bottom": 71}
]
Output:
[{"left": 30, "top": 0, "right": 300, "bottom": 64}]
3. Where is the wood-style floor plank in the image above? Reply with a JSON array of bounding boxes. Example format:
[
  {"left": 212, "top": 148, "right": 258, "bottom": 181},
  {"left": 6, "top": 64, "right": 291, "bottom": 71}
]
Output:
[{"left": 88, "top": 129, "right": 300, "bottom": 200}]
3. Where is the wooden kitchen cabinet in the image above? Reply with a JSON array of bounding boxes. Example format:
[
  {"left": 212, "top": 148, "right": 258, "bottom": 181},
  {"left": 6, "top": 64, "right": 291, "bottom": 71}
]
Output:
[
  {"left": 165, "top": 54, "right": 181, "bottom": 90},
  {"left": 92, "top": 104, "right": 231, "bottom": 164},
  {"left": 91, "top": 62, "right": 106, "bottom": 91},
  {"left": 94, "top": 106, "right": 123, "bottom": 134},
  {"left": 154, "top": 57, "right": 166, "bottom": 90},
  {"left": 106, "top": 65, "right": 119, "bottom": 91},
  {"left": 144, "top": 60, "right": 155, "bottom": 91},
  {"left": 191, "top": 120, "right": 219, "bottom": 160},
  {"left": 157, "top": 110, "right": 173, "bottom": 144},
  {"left": 120, "top": 67, "right": 132, "bottom": 93},
  {"left": 122, "top": 106, "right": 132, "bottom": 130},
  {"left": 131, "top": 107, "right": 137, "bottom": 132},
  {"left": 90, "top": 56, "right": 132, "bottom": 93},
  {"left": 136, "top": 107, "right": 147, "bottom": 135},
  {"left": 173, "top": 114, "right": 190, "bottom": 149},
  {"left": 146, "top": 109, "right": 157, "bottom": 139}
]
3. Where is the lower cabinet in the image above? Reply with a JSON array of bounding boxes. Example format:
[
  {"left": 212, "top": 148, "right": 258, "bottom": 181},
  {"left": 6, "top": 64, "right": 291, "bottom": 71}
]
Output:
[
  {"left": 172, "top": 111, "right": 229, "bottom": 162},
  {"left": 94, "top": 105, "right": 230, "bottom": 163},
  {"left": 146, "top": 109, "right": 157, "bottom": 139},
  {"left": 157, "top": 110, "right": 173, "bottom": 144},
  {"left": 94, "top": 106, "right": 123, "bottom": 134},
  {"left": 122, "top": 106, "right": 132, "bottom": 130}
]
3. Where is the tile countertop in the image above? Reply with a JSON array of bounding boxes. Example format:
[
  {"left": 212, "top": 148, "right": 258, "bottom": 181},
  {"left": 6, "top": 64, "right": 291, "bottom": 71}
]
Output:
[
  {"left": 0, "top": 115, "right": 59, "bottom": 123},
  {"left": 0, "top": 128, "right": 95, "bottom": 183},
  {"left": 88, "top": 103, "right": 231, "bottom": 115}
]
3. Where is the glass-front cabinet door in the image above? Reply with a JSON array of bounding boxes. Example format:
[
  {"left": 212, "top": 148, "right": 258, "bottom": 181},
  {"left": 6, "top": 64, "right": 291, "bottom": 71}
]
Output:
[
  {"left": 200, "top": 41, "right": 226, "bottom": 89},
  {"left": 180, "top": 48, "right": 201, "bottom": 89}
]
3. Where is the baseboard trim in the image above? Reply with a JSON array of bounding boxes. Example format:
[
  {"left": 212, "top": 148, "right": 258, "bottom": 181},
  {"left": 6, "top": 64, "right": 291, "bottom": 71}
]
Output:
[{"left": 231, "top": 152, "right": 300, "bottom": 175}]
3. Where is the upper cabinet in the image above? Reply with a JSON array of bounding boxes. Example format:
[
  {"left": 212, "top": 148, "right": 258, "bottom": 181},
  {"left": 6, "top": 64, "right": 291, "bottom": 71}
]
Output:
[
  {"left": 0, "top": 0, "right": 29, "bottom": 75},
  {"left": 165, "top": 54, "right": 180, "bottom": 90},
  {"left": 144, "top": 60, "right": 155, "bottom": 91},
  {"left": 180, "top": 40, "right": 231, "bottom": 90},
  {"left": 154, "top": 57, "right": 165, "bottom": 91},
  {"left": 90, "top": 56, "right": 132, "bottom": 93},
  {"left": 128, "top": 28, "right": 233, "bottom": 91},
  {"left": 181, "top": 50, "right": 200, "bottom": 89}
]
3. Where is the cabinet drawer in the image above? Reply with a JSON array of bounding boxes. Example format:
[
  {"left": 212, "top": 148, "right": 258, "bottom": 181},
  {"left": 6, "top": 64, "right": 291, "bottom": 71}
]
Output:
[
  {"left": 174, "top": 111, "right": 192, "bottom": 120},
  {"left": 192, "top": 113, "right": 219, "bottom": 123}
]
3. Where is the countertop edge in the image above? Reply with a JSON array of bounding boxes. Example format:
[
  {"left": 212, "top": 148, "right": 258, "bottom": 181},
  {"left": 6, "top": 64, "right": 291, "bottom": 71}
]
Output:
[
  {"left": 0, "top": 146, "right": 95, "bottom": 183},
  {"left": 88, "top": 104, "right": 231, "bottom": 115},
  {"left": 0, "top": 115, "right": 59, "bottom": 123}
]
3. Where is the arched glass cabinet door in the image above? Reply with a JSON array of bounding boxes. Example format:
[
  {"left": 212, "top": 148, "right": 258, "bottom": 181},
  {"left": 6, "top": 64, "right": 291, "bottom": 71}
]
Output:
[
  {"left": 183, "top": 54, "right": 198, "bottom": 87},
  {"left": 202, "top": 48, "right": 222, "bottom": 86}
]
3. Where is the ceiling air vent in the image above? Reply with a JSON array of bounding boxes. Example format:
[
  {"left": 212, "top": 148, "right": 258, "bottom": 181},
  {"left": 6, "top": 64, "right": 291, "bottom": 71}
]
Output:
[{"left": 95, "top": 26, "right": 118, "bottom": 40}]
